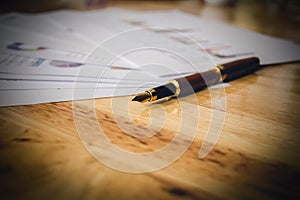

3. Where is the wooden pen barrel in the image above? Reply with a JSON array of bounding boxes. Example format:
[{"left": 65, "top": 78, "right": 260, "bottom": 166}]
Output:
[
  {"left": 176, "top": 57, "right": 260, "bottom": 97},
  {"left": 220, "top": 57, "right": 260, "bottom": 81},
  {"left": 176, "top": 68, "right": 221, "bottom": 97}
]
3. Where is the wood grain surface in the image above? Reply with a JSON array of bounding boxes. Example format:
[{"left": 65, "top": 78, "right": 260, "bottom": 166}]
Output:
[{"left": 0, "top": 0, "right": 300, "bottom": 199}]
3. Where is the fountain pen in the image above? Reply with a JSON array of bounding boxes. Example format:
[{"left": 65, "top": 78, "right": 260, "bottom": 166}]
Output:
[{"left": 132, "top": 57, "right": 260, "bottom": 103}]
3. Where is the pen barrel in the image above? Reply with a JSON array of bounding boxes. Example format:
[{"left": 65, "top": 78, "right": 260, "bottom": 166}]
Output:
[
  {"left": 174, "top": 57, "right": 260, "bottom": 97},
  {"left": 175, "top": 68, "right": 221, "bottom": 97},
  {"left": 220, "top": 57, "right": 260, "bottom": 82}
]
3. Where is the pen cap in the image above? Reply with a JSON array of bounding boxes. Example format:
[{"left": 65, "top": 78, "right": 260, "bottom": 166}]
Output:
[{"left": 220, "top": 57, "right": 260, "bottom": 82}]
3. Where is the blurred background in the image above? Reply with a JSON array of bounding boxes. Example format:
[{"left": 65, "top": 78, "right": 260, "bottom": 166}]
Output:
[
  {"left": 1, "top": 0, "right": 299, "bottom": 43},
  {"left": 0, "top": 0, "right": 299, "bottom": 13}
]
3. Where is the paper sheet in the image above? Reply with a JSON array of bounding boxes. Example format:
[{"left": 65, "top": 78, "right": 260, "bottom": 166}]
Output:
[
  {"left": 121, "top": 9, "right": 300, "bottom": 65},
  {"left": 0, "top": 8, "right": 299, "bottom": 107}
]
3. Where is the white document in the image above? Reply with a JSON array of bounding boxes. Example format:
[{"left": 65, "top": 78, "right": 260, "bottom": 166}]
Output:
[
  {"left": 0, "top": 12, "right": 93, "bottom": 50},
  {"left": 0, "top": 47, "right": 205, "bottom": 80},
  {"left": 0, "top": 8, "right": 299, "bottom": 107},
  {"left": 0, "top": 86, "right": 148, "bottom": 106},
  {"left": 0, "top": 25, "right": 92, "bottom": 53},
  {"left": 42, "top": 10, "right": 124, "bottom": 44},
  {"left": 122, "top": 9, "right": 300, "bottom": 65},
  {"left": 0, "top": 79, "right": 155, "bottom": 90}
]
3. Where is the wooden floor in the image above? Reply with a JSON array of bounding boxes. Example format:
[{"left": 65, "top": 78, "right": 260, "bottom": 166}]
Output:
[{"left": 0, "top": 0, "right": 300, "bottom": 199}]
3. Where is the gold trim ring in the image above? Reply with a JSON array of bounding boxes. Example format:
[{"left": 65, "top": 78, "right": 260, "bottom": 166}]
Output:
[
  {"left": 169, "top": 79, "right": 181, "bottom": 96},
  {"left": 216, "top": 65, "right": 227, "bottom": 81},
  {"left": 147, "top": 88, "right": 157, "bottom": 101}
]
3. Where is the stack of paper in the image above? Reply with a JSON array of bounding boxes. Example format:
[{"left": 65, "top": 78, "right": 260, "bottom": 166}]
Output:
[{"left": 0, "top": 8, "right": 299, "bottom": 106}]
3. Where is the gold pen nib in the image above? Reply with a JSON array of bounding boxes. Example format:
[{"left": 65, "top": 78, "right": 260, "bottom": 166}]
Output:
[{"left": 131, "top": 92, "right": 151, "bottom": 103}]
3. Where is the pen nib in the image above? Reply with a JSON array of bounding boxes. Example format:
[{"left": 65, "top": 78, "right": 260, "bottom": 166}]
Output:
[{"left": 132, "top": 92, "right": 151, "bottom": 103}]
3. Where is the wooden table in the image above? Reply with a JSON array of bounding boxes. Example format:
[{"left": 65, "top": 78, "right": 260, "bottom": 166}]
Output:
[{"left": 0, "top": 0, "right": 299, "bottom": 199}]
